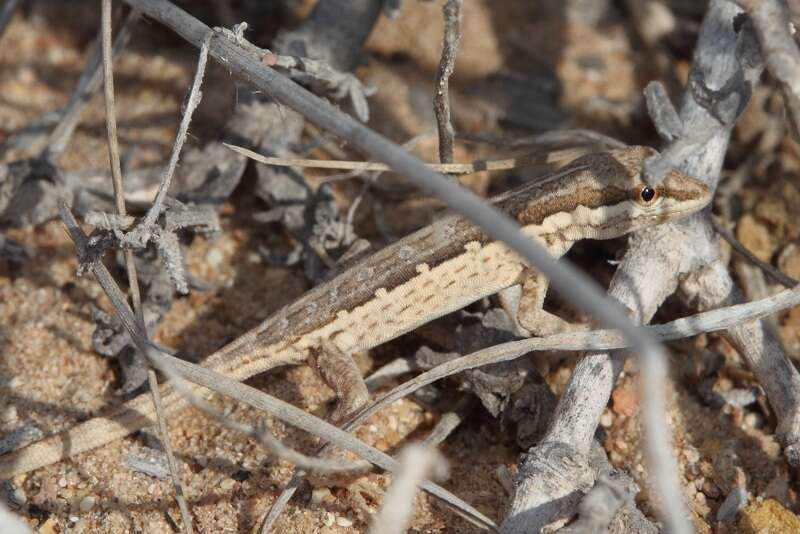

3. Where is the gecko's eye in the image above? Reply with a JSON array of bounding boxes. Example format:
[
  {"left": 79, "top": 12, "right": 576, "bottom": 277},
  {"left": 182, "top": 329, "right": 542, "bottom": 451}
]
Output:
[{"left": 639, "top": 185, "right": 657, "bottom": 203}]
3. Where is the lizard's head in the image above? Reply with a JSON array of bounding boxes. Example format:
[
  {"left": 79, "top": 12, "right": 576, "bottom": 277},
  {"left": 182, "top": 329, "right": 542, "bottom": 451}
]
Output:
[
  {"left": 512, "top": 146, "right": 712, "bottom": 241},
  {"left": 603, "top": 145, "right": 712, "bottom": 235}
]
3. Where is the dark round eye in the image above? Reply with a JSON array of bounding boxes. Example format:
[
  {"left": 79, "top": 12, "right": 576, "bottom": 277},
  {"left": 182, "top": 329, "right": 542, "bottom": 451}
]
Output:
[{"left": 640, "top": 186, "right": 656, "bottom": 203}]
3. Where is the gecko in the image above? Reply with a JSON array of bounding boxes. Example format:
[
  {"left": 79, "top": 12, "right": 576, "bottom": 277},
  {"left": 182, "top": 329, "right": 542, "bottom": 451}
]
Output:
[{"left": 0, "top": 145, "right": 711, "bottom": 479}]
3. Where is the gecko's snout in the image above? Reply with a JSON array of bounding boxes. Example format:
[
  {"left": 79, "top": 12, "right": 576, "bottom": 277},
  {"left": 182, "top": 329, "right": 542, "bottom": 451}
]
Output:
[{"left": 659, "top": 169, "right": 712, "bottom": 215}]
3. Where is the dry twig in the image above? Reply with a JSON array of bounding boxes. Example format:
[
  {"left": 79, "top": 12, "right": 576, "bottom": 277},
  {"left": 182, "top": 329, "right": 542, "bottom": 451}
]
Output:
[
  {"left": 434, "top": 0, "right": 462, "bottom": 163},
  {"left": 737, "top": 0, "right": 800, "bottom": 137},
  {"left": 143, "top": 32, "right": 211, "bottom": 228},
  {"left": 225, "top": 142, "right": 587, "bottom": 175},
  {"left": 420, "top": 396, "right": 474, "bottom": 448},
  {"left": 99, "top": 1, "right": 191, "bottom": 530}
]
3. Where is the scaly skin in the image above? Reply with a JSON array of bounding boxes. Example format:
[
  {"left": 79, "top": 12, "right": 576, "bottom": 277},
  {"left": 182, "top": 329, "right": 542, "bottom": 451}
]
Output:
[{"left": 0, "top": 146, "right": 710, "bottom": 478}]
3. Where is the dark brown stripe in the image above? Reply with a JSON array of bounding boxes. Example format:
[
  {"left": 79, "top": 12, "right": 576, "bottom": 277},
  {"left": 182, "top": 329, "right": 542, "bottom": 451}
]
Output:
[{"left": 252, "top": 150, "right": 649, "bottom": 348}]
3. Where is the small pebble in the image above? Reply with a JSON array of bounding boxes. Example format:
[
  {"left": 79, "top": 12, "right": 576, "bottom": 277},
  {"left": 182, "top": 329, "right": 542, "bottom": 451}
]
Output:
[
  {"left": 323, "top": 512, "right": 335, "bottom": 527},
  {"left": 719, "top": 388, "right": 757, "bottom": 408},
  {"left": 1, "top": 406, "right": 18, "bottom": 424},
  {"left": 611, "top": 383, "right": 638, "bottom": 417},
  {"left": 599, "top": 411, "right": 614, "bottom": 428},
  {"left": 17, "top": 66, "right": 35, "bottom": 84},
  {"left": 39, "top": 517, "right": 58, "bottom": 534},
  {"left": 220, "top": 478, "right": 236, "bottom": 491},
  {"left": 58, "top": 477, "right": 68, "bottom": 488},
  {"left": 717, "top": 487, "right": 748, "bottom": 523},
  {"left": 686, "top": 462, "right": 700, "bottom": 477},
  {"left": 6, "top": 376, "right": 21, "bottom": 389},
  {"left": 127, "top": 449, "right": 170, "bottom": 479},
  {"left": 9, "top": 487, "right": 26, "bottom": 507},
  {"left": 336, "top": 516, "right": 353, "bottom": 527},
  {"left": 79, "top": 496, "right": 96, "bottom": 512},
  {"left": 762, "top": 473, "right": 790, "bottom": 503},
  {"left": 206, "top": 249, "right": 224, "bottom": 269},
  {"left": 683, "top": 447, "right": 700, "bottom": 465},
  {"left": 311, "top": 487, "right": 333, "bottom": 505},
  {"left": 743, "top": 412, "right": 763, "bottom": 429},
  {"left": 387, "top": 415, "right": 399, "bottom": 432},
  {"left": 702, "top": 480, "right": 721, "bottom": 499},
  {"left": 495, "top": 465, "right": 514, "bottom": 496}
]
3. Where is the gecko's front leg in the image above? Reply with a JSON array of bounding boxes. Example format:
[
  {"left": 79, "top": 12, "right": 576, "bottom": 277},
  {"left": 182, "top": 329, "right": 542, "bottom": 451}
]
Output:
[
  {"left": 499, "top": 269, "right": 590, "bottom": 337},
  {"left": 309, "top": 337, "right": 370, "bottom": 424}
]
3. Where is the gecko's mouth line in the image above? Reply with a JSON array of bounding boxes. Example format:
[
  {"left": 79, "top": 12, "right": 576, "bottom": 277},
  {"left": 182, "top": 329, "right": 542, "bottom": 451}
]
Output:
[{"left": 640, "top": 198, "right": 710, "bottom": 220}]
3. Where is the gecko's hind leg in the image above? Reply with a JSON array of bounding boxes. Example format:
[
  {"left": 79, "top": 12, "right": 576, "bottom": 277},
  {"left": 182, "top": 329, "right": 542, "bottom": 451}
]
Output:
[
  {"left": 311, "top": 338, "right": 370, "bottom": 424},
  {"left": 500, "top": 270, "right": 590, "bottom": 337}
]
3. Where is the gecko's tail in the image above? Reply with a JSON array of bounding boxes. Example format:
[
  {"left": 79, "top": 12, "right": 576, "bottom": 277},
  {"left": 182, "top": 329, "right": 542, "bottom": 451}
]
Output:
[
  {"left": 0, "top": 343, "right": 302, "bottom": 479},
  {"left": 0, "top": 390, "right": 167, "bottom": 479}
]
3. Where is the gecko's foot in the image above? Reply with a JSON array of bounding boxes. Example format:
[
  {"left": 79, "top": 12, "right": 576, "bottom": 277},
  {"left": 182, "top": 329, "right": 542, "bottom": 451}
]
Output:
[
  {"left": 328, "top": 387, "right": 370, "bottom": 426},
  {"left": 311, "top": 338, "right": 370, "bottom": 425}
]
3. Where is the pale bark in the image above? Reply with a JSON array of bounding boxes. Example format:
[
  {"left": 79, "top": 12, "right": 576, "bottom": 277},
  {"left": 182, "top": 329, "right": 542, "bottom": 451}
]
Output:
[{"left": 504, "top": 0, "right": 800, "bottom": 531}]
